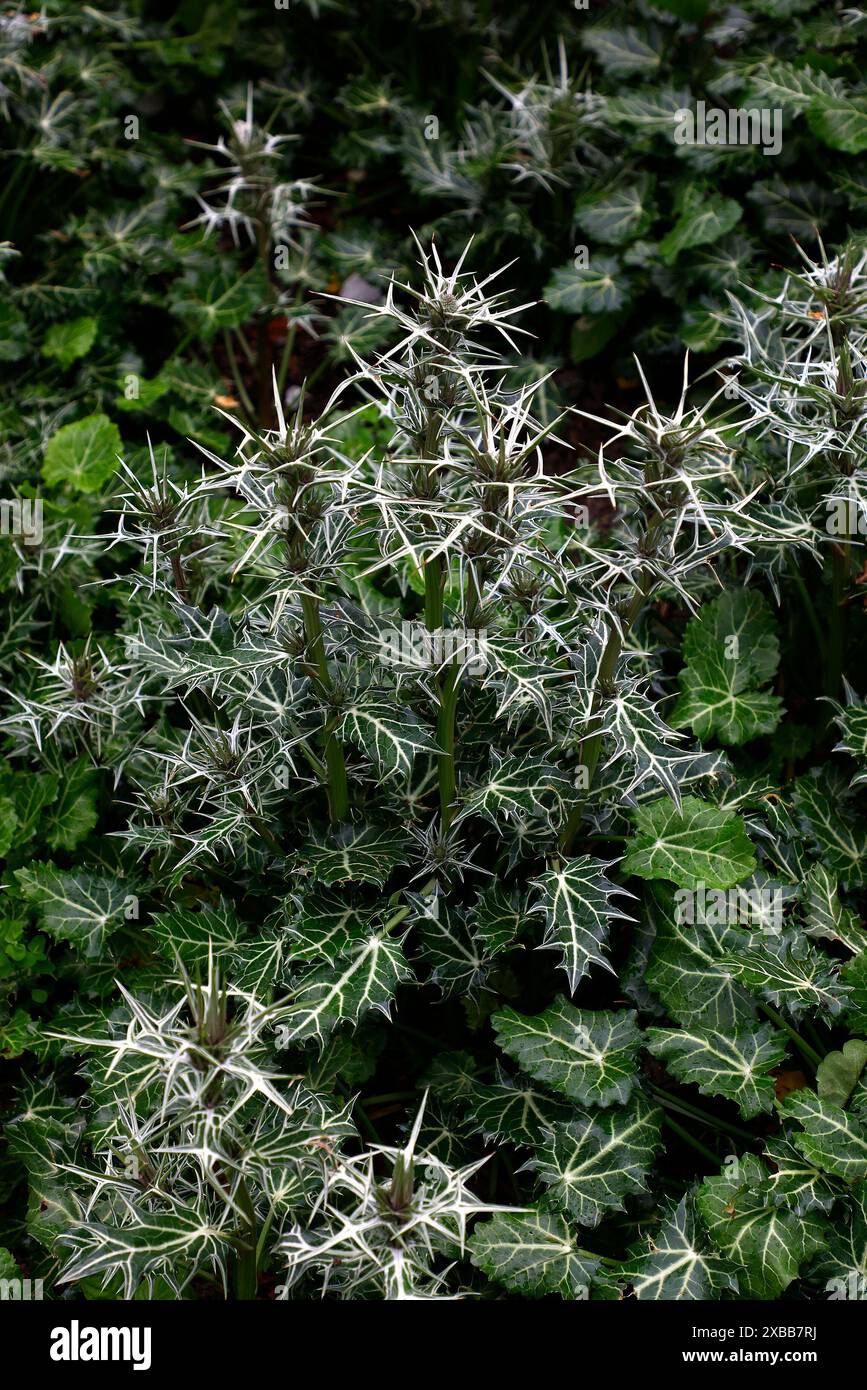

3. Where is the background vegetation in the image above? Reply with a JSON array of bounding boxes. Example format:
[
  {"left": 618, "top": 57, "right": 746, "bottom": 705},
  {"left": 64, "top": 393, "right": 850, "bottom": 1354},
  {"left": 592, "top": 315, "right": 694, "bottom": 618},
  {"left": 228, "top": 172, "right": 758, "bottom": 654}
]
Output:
[{"left": 2, "top": 0, "right": 867, "bottom": 1302}]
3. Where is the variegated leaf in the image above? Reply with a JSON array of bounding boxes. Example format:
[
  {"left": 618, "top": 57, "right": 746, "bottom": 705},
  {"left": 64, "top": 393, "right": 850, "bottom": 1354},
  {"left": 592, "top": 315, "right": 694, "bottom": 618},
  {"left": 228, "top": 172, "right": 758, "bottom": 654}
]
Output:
[
  {"left": 493, "top": 999, "right": 641, "bottom": 1108},
  {"left": 529, "top": 857, "right": 629, "bottom": 991},
  {"left": 528, "top": 1096, "right": 663, "bottom": 1228}
]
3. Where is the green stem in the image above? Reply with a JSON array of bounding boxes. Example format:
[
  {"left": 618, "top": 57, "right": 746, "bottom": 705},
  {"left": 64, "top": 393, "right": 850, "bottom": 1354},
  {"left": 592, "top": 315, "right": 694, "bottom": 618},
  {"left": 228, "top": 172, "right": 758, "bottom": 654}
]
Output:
[
  {"left": 437, "top": 664, "right": 460, "bottom": 831},
  {"left": 361, "top": 1091, "right": 417, "bottom": 1106},
  {"left": 168, "top": 549, "right": 190, "bottom": 605},
  {"left": 559, "top": 582, "right": 647, "bottom": 854},
  {"left": 254, "top": 1198, "right": 279, "bottom": 1268},
  {"left": 256, "top": 217, "right": 277, "bottom": 429},
  {"left": 277, "top": 289, "right": 304, "bottom": 396},
  {"left": 649, "top": 1087, "right": 755, "bottom": 1144},
  {"left": 424, "top": 554, "right": 444, "bottom": 631},
  {"left": 234, "top": 1180, "right": 258, "bottom": 1301},
  {"left": 757, "top": 1002, "right": 822, "bottom": 1070},
  {"left": 234, "top": 327, "right": 256, "bottom": 366},
  {"left": 222, "top": 330, "right": 256, "bottom": 422},
  {"left": 383, "top": 902, "right": 413, "bottom": 933},
  {"left": 827, "top": 540, "right": 852, "bottom": 701},
  {"left": 788, "top": 556, "right": 825, "bottom": 662},
  {"left": 804, "top": 1019, "right": 826, "bottom": 1056},
  {"left": 424, "top": 555, "right": 460, "bottom": 831},
  {"left": 660, "top": 1112, "right": 720, "bottom": 1165},
  {"left": 300, "top": 593, "right": 349, "bottom": 823}
]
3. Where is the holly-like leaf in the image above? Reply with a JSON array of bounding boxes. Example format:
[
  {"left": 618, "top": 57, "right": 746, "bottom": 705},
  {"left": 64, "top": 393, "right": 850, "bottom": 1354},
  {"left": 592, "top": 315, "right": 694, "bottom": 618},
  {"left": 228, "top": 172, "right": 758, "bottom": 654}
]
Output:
[
  {"left": 528, "top": 1096, "right": 663, "bottom": 1228},
  {"left": 807, "top": 100, "right": 867, "bottom": 155},
  {"left": 410, "top": 893, "right": 487, "bottom": 997},
  {"left": 169, "top": 262, "right": 269, "bottom": 337},
  {"left": 544, "top": 257, "right": 632, "bottom": 315},
  {"left": 803, "top": 864, "right": 867, "bottom": 954},
  {"left": 493, "top": 1000, "right": 641, "bottom": 1108},
  {"left": 339, "top": 702, "right": 437, "bottom": 780},
  {"left": 469, "top": 1210, "right": 598, "bottom": 1298},
  {"left": 793, "top": 766, "right": 867, "bottom": 888},
  {"left": 724, "top": 932, "right": 850, "bottom": 1022},
  {"left": 58, "top": 1199, "right": 234, "bottom": 1300},
  {"left": 463, "top": 1069, "right": 574, "bottom": 1146},
  {"left": 830, "top": 686, "right": 867, "bottom": 781},
  {"left": 284, "top": 890, "right": 375, "bottom": 963},
  {"left": 658, "top": 186, "right": 742, "bottom": 264},
  {"left": 467, "top": 883, "right": 525, "bottom": 958},
  {"left": 146, "top": 900, "right": 285, "bottom": 995},
  {"left": 421, "top": 1051, "right": 480, "bottom": 1107},
  {"left": 645, "top": 886, "right": 758, "bottom": 1031},
  {"left": 810, "top": 1192, "right": 867, "bottom": 1299},
  {"left": 148, "top": 900, "right": 246, "bottom": 965},
  {"left": 622, "top": 796, "right": 756, "bottom": 889},
  {"left": 761, "top": 1137, "right": 841, "bottom": 1216},
  {"left": 646, "top": 1023, "right": 788, "bottom": 1119},
  {"left": 575, "top": 177, "right": 655, "bottom": 246},
  {"left": 581, "top": 25, "right": 661, "bottom": 77},
  {"left": 455, "top": 753, "right": 573, "bottom": 829},
  {"left": 843, "top": 950, "right": 867, "bottom": 1034},
  {"left": 274, "top": 931, "right": 412, "bottom": 1046},
  {"left": 44, "top": 760, "right": 99, "bottom": 853},
  {"left": 302, "top": 824, "right": 411, "bottom": 886},
  {"left": 6, "top": 770, "right": 59, "bottom": 843},
  {"left": 529, "top": 857, "right": 628, "bottom": 990}
]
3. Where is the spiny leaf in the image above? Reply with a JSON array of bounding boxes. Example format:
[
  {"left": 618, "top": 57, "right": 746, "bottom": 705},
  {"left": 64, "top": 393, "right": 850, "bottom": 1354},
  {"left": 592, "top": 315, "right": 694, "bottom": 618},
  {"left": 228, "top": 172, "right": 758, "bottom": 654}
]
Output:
[
  {"left": 463, "top": 1070, "right": 574, "bottom": 1146},
  {"left": 467, "top": 883, "right": 526, "bottom": 958},
  {"left": 284, "top": 890, "right": 377, "bottom": 964},
  {"left": 301, "top": 824, "right": 411, "bottom": 886},
  {"left": 760, "top": 1137, "right": 841, "bottom": 1217},
  {"left": 274, "top": 931, "right": 412, "bottom": 1046},
  {"left": 803, "top": 864, "right": 867, "bottom": 954},
  {"left": 544, "top": 257, "right": 633, "bottom": 314},
  {"left": 724, "top": 932, "right": 850, "bottom": 1023},
  {"left": 529, "top": 857, "right": 628, "bottom": 990},
  {"left": 645, "top": 886, "right": 758, "bottom": 1031},
  {"left": 339, "top": 701, "right": 438, "bottom": 780},
  {"left": 658, "top": 186, "right": 742, "bottom": 263},
  {"left": 455, "top": 753, "right": 573, "bottom": 829},
  {"left": 793, "top": 767, "right": 867, "bottom": 888},
  {"left": 810, "top": 1192, "right": 867, "bottom": 1299},
  {"left": 57, "top": 1201, "right": 234, "bottom": 1300}
]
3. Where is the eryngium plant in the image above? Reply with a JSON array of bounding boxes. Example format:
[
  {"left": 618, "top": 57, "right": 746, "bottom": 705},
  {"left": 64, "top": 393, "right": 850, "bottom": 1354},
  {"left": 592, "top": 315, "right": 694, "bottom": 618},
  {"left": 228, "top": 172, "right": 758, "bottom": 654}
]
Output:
[
  {"left": 727, "top": 241, "right": 867, "bottom": 699},
  {"left": 45, "top": 954, "right": 502, "bottom": 1299},
  {"left": 18, "top": 239, "right": 867, "bottom": 1301}
]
